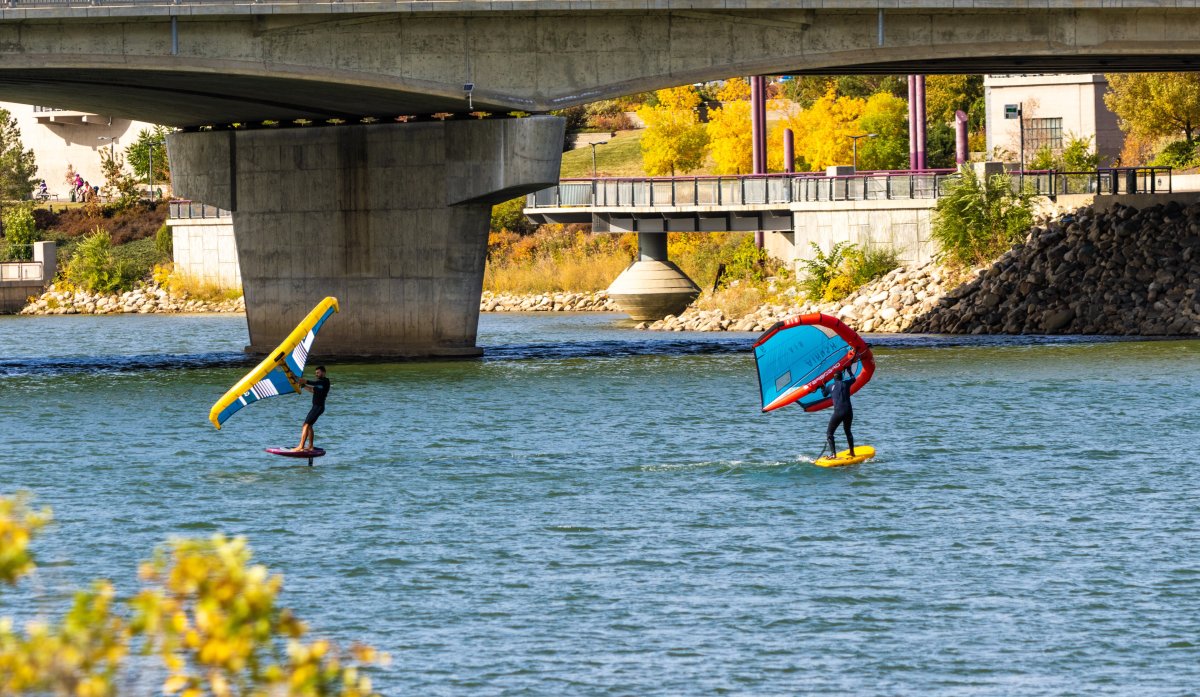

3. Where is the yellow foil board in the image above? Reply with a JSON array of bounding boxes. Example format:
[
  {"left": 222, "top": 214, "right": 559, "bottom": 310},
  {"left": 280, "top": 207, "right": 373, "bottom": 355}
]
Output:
[{"left": 814, "top": 445, "right": 876, "bottom": 468}]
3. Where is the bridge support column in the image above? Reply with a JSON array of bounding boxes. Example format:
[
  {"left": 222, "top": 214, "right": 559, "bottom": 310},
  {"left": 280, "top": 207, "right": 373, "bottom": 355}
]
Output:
[
  {"left": 168, "top": 117, "right": 563, "bottom": 357},
  {"left": 606, "top": 232, "right": 700, "bottom": 321}
]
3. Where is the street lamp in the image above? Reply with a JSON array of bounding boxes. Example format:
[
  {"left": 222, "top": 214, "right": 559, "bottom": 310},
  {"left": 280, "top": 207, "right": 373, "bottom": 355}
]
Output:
[
  {"left": 848, "top": 133, "right": 877, "bottom": 171},
  {"left": 97, "top": 136, "right": 117, "bottom": 159},
  {"left": 590, "top": 141, "right": 607, "bottom": 178},
  {"left": 147, "top": 135, "right": 165, "bottom": 200}
]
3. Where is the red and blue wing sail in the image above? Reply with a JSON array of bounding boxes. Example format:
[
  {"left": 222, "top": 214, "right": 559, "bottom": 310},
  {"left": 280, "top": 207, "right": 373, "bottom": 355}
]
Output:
[{"left": 753, "top": 313, "right": 874, "bottom": 413}]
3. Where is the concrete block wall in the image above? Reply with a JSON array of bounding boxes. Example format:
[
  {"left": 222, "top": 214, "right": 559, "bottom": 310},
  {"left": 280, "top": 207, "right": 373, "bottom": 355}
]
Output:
[
  {"left": 171, "top": 218, "right": 241, "bottom": 288},
  {"left": 0, "top": 241, "right": 55, "bottom": 313},
  {"left": 784, "top": 200, "right": 935, "bottom": 269}
]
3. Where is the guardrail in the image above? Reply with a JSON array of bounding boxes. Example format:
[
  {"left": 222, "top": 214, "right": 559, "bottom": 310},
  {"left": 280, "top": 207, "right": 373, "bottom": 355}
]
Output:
[
  {"left": 168, "top": 200, "right": 231, "bottom": 219},
  {"left": 527, "top": 167, "right": 1173, "bottom": 209}
]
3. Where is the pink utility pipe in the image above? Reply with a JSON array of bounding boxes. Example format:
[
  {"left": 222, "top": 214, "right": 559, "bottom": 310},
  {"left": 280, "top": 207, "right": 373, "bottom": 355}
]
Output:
[
  {"left": 750, "top": 77, "right": 760, "bottom": 173},
  {"left": 915, "top": 75, "right": 927, "bottom": 170},
  {"left": 907, "top": 76, "right": 917, "bottom": 170},
  {"left": 955, "top": 109, "right": 969, "bottom": 165}
]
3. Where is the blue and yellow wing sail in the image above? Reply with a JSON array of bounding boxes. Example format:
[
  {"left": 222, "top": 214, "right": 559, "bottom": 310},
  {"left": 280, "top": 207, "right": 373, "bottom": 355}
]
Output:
[{"left": 209, "top": 297, "right": 339, "bottom": 429}]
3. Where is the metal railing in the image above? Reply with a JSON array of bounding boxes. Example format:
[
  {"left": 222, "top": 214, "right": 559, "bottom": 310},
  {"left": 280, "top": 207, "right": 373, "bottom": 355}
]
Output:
[
  {"left": 168, "top": 199, "right": 231, "bottom": 219},
  {"left": 1020, "top": 167, "right": 1171, "bottom": 196},
  {"left": 529, "top": 170, "right": 957, "bottom": 209},
  {"left": 0, "top": 244, "right": 42, "bottom": 282},
  {"left": 527, "top": 167, "right": 1174, "bottom": 210}
]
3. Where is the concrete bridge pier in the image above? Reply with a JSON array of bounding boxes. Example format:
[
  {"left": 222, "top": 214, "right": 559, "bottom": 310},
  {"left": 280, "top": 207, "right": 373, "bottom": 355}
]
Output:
[
  {"left": 606, "top": 232, "right": 700, "bottom": 321},
  {"left": 168, "top": 116, "right": 563, "bottom": 357}
]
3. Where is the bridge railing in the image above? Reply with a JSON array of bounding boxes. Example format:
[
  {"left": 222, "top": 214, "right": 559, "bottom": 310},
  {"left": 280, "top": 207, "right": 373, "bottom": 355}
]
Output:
[
  {"left": 168, "top": 199, "right": 231, "bottom": 219},
  {"left": 527, "top": 167, "right": 1173, "bottom": 210}
]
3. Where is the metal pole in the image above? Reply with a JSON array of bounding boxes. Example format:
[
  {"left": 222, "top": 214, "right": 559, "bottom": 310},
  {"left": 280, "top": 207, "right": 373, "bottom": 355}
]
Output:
[
  {"left": 916, "top": 75, "right": 927, "bottom": 170},
  {"left": 1019, "top": 102, "right": 1025, "bottom": 189},
  {"left": 783, "top": 128, "right": 794, "bottom": 174},
  {"left": 907, "top": 76, "right": 917, "bottom": 170}
]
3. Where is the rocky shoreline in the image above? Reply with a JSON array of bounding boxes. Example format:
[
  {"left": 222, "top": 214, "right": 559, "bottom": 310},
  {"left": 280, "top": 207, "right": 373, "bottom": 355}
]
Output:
[
  {"left": 20, "top": 283, "right": 245, "bottom": 315},
  {"left": 480, "top": 290, "right": 618, "bottom": 312},
  {"left": 641, "top": 263, "right": 953, "bottom": 333},
  {"left": 909, "top": 201, "right": 1200, "bottom": 335},
  {"left": 642, "top": 201, "right": 1200, "bottom": 336},
  {"left": 17, "top": 201, "right": 1198, "bottom": 337}
]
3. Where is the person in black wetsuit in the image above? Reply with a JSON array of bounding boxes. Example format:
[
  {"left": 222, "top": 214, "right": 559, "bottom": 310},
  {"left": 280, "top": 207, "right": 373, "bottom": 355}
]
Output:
[
  {"left": 821, "top": 368, "right": 856, "bottom": 458},
  {"left": 294, "top": 365, "right": 330, "bottom": 451}
]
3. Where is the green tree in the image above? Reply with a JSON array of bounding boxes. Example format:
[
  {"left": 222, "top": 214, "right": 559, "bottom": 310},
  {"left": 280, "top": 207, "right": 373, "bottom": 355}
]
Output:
[
  {"left": 1104, "top": 72, "right": 1200, "bottom": 143},
  {"left": 100, "top": 149, "right": 140, "bottom": 210},
  {"left": 924, "top": 75, "right": 984, "bottom": 126},
  {"left": 637, "top": 86, "right": 709, "bottom": 176},
  {"left": 0, "top": 109, "right": 37, "bottom": 202},
  {"left": 780, "top": 75, "right": 905, "bottom": 108},
  {"left": 1, "top": 204, "right": 38, "bottom": 261},
  {"left": 125, "top": 126, "right": 171, "bottom": 187},
  {"left": 925, "top": 121, "right": 959, "bottom": 169},
  {"left": 490, "top": 196, "right": 534, "bottom": 234}
]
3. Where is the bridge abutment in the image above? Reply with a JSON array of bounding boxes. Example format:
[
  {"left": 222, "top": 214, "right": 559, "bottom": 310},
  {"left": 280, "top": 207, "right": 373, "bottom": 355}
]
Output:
[{"left": 168, "top": 116, "right": 563, "bottom": 357}]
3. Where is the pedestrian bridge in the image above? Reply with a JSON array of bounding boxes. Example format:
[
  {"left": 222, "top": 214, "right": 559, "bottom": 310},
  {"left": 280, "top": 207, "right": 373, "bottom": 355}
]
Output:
[{"left": 525, "top": 167, "right": 1172, "bottom": 267}]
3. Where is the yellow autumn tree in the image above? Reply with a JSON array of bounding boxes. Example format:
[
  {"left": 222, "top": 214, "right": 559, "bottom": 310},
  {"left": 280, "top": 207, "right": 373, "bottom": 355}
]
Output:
[
  {"left": 706, "top": 78, "right": 753, "bottom": 174},
  {"left": 637, "top": 85, "right": 709, "bottom": 176},
  {"left": 0, "top": 493, "right": 387, "bottom": 696},
  {"left": 1104, "top": 72, "right": 1200, "bottom": 143},
  {"left": 781, "top": 87, "right": 867, "bottom": 171}
]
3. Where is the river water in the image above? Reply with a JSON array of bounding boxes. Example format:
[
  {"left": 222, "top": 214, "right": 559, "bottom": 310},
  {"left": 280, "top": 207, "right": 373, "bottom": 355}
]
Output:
[{"left": 1, "top": 312, "right": 1198, "bottom": 695}]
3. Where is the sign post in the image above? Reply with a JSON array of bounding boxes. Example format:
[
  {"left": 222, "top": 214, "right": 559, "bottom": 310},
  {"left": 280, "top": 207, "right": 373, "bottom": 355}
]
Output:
[{"left": 1005, "top": 103, "right": 1024, "bottom": 187}]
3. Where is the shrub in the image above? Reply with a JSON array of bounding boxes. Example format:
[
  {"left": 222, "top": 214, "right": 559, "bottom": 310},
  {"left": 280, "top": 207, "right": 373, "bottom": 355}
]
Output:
[
  {"left": 1, "top": 203, "right": 38, "bottom": 260},
  {"left": 931, "top": 167, "right": 1035, "bottom": 268},
  {"left": 490, "top": 196, "right": 534, "bottom": 235},
  {"left": 844, "top": 244, "right": 900, "bottom": 287},
  {"left": 1151, "top": 139, "right": 1199, "bottom": 169},
  {"left": 0, "top": 493, "right": 386, "bottom": 696},
  {"left": 154, "top": 222, "right": 173, "bottom": 258},
  {"left": 799, "top": 241, "right": 900, "bottom": 302},
  {"left": 798, "top": 241, "right": 852, "bottom": 299},
  {"left": 64, "top": 228, "right": 136, "bottom": 293}
]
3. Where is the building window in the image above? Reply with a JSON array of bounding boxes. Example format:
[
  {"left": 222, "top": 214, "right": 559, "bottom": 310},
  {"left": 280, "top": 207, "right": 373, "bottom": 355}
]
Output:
[{"left": 1027, "top": 117, "right": 1063, "bottom": 150}]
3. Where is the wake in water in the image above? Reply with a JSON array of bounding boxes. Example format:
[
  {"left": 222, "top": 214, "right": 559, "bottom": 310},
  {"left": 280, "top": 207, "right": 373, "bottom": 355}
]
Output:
[
  {"left": 0, "top": 352, "right": 253, "bottom": 378},
  {"left": 0, "top": 333, "right": 1137, "bottom": 377}
]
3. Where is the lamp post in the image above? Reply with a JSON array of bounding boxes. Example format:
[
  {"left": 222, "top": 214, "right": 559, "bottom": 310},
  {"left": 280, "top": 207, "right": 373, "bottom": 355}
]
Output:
[
  {"left": 590, "top": 141, "right": 607, "bottom": 178},
  {"left": 97, "top": 136, "right": 117, "bottom": 159},
  {"left": 147, "top": 136, "right": 165, "bottom": 200},
  {"left": 848, "top": 133, "right": 877, "bottom": 171}
]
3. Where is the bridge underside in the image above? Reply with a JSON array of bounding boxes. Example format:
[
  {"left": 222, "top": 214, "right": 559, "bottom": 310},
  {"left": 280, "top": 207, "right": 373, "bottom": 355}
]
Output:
[{"left": 1, "top": 8, "right": 1200, "bottom": 126}]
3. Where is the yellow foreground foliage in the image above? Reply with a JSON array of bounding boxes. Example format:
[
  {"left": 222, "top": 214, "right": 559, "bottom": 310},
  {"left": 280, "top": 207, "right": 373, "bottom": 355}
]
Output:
[{"left": 0, "top": 494, "right": 387, "bottom": 696}]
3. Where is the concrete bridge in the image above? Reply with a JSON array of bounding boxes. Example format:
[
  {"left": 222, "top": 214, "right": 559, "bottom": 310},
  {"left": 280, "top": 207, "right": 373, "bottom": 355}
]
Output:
[{"left": 1, "top": 0, "right": 1198, "bottom": 354}]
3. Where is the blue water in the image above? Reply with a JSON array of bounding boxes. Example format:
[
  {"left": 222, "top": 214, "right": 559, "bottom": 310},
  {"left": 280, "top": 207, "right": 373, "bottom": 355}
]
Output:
[{"left": 1, "top": 312, "right": 1199, "bottom": 694}]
